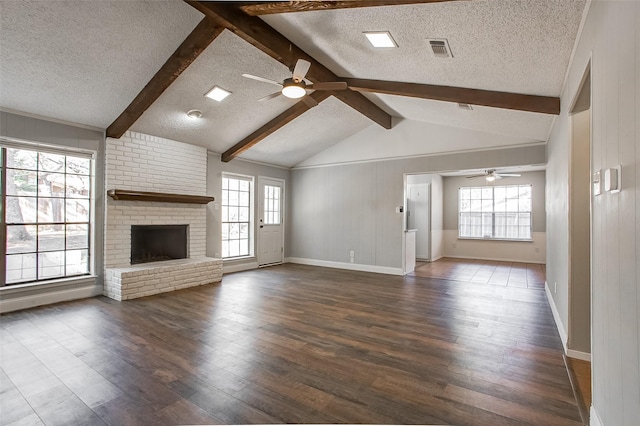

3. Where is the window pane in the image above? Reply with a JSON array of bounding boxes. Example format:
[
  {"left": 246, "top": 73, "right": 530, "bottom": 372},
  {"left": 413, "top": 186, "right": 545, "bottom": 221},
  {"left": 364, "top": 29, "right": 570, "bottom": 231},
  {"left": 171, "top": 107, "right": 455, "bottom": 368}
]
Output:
[
  {"left": 239, "top": 191, "right": 249, "bottom": 207},
  {"left": 6, "top": 253, "right": 37, "bottom": 284},
  {"left": 239, "top": 180, "right": 249, "bottom": 191},
  {"left": 66, "top": 249, "right": 89, "bottom": 275},
  {"left": 39, "top": 251, "right": 65, "bottom": 279},
  {"left": 66, "top": 199, "right": 90, "bottom": 222},
  {"left": 39, "top": 198, "right": 65, "bottom": 223},
  {"left": 38, "top": 172, "right": 65, "bottom": 197},
  {"left": 66, "top": 174, "right": 90, "bottom": 198},
  {"left": 240, "top": 223, "right": 249, "bottom": 239},
  {"left": 38, "top": 224, "right": 65, "bottom": 251},
  {"left": 38, "top": 153, "right": 65, "bottom": 172},
  {"left": 66, "top": 157, "right": 90, "bottom": 175},
  {"left": 66, "top": 224, "right": 89, "bottom": 250},
  {"left": 6, "top": 170, "right": 37, "bottom": 196},
  {"left": 222, "top": 178, "right": 229, "bottom": 190},
  {"left": 6, "top": 196, "right": 36, "bottom": 223},
  {"left": 7, "top": 225, "right": 36, "bottom": 254},
  {"left": 6, "top": 148, "right": 37, "bottom": 170},
  {"left": 229, "top": 179, "right": 239, "bottom": 191},
  {"left": 470, "top": 188, "right": 481, "bottom": 199},
  {"left": 239, "top": 206, "right": 249, "bottom": 222},
  {"left": 221, "top": 206, "right": 228, "bottom": 222}
]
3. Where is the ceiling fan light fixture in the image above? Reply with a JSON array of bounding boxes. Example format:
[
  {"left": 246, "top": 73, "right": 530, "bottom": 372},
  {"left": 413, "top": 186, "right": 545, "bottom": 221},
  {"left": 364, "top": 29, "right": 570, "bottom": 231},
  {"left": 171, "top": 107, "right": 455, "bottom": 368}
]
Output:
[
  {"left": 364, "top": 31, "right": 398, "bottom": 48},
  {"left": 281, "top": 81, "right": 306, "bottom": 99},
  {"left": 486, "top": 174, "right": 496, "bottom": 182},
  {"left": 205, "top": 86, "right": 231, "bottom": 102}
]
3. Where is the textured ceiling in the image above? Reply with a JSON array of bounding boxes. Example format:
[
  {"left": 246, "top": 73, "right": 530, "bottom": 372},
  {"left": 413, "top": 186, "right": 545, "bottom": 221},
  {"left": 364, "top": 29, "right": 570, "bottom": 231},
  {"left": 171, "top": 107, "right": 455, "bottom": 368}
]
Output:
[
  {"left": 0, "top": 0, "right": 202, "bottom": 128},
  {"left": 0, "top": 0, "right": 587, "bottom": 168},
  {"left": 261, "top": 1, "right": 585, "bottom": 95}
]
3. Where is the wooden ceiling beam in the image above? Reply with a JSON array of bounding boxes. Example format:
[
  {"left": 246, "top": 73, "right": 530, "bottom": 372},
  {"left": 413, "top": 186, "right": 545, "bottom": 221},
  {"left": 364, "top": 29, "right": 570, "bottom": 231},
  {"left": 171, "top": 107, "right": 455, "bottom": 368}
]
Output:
[
  {"left": 343, "top": 78, "right": 561, "bottom": 115},
  {"left": 186, "top": 1, "right": 392, "bottom": 130},
  {"left": 240, "top": 1, "right": 459, "bottom": 16},
  {"left": 106, "top": 18, "right": 224, "bottom": 139},
  {"left": 221, "top": 91, "right": 332, "bottom": 162}
]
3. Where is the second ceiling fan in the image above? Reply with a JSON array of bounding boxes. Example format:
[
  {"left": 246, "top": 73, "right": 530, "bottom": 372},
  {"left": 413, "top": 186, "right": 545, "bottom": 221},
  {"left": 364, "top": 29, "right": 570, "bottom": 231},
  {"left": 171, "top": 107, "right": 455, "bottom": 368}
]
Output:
[
  {"left": 242, "top": 58, "right": 348, "bottom": 107},
  {"left": 466, "top": 169, "right": 521, "bottom": 182}
]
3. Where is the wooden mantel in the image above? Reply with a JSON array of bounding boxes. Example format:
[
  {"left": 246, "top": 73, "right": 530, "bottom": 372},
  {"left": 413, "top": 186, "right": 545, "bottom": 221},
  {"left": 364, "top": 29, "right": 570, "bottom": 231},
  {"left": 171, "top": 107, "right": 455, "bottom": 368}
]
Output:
[{"left": 107, "top": 189, "right": 214, "bottom": 204}]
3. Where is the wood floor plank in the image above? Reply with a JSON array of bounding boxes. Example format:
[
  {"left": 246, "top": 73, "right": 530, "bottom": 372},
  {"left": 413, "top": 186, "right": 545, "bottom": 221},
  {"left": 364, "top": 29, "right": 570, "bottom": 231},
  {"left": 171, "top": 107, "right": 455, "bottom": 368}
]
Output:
[{"left": 0, "top": 262, "right": 583, "bottom": 425}]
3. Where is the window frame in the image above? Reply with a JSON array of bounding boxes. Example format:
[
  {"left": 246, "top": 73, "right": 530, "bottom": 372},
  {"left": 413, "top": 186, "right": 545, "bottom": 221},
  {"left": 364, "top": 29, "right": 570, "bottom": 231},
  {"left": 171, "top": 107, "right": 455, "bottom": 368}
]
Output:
[
  {"left": 221, "top": 173, "right": 254, "bottom": 260},
  {"left": 458, "top": 184, "right": 533, "bottom": 242},
  {"left": 0, "top": 141, "right": 96, "bottom": 287}
]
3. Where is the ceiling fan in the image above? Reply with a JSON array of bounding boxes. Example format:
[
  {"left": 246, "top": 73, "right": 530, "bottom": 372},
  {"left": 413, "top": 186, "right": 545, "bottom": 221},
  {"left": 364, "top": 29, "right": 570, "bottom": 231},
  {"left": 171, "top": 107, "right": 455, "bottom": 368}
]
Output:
[
  {"left": 242, "top": 59, "right": 348, "bottom": 107},
  {"left": 465, "top": 169, "right": 522, "bottom": 182}
]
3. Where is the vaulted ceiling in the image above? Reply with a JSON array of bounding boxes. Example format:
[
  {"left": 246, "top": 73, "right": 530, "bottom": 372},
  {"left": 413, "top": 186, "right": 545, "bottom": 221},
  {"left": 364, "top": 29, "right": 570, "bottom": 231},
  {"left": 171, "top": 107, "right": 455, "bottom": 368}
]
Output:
[{"left": 0, "top": 0, "right": 586, "bottom": 168}]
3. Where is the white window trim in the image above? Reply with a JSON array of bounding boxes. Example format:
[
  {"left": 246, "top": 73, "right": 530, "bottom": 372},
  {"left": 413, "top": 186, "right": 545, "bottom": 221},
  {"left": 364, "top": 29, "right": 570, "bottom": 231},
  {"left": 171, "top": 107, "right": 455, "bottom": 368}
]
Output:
[{"left": 1, "top": 141, "right": 97, "bottom": 286}]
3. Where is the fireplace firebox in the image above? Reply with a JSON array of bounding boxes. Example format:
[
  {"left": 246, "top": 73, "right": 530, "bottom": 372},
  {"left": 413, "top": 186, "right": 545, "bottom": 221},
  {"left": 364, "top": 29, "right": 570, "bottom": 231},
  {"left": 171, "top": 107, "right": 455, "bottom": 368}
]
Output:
[{"left": 131, "top": 225, "right": 188, "bottom": 265}]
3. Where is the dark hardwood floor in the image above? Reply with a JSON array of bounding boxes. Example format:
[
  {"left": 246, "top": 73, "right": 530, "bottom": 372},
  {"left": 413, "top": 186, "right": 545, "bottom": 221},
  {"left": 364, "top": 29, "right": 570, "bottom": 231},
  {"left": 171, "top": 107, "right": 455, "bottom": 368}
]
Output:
[{"left": 1, "top": 264, "right": 583, "bottom": 425}]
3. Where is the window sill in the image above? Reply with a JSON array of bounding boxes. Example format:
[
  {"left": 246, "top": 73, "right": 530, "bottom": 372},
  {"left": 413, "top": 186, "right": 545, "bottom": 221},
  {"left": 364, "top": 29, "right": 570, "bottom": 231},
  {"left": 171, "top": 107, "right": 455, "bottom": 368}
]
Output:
[
  {"left": 222, "top": 256, "right": 255, "bottom": 263},
  {"left": 457, "top": 237, "right": 533, "bottom": 242},
  {"left": 0, "top": 275, "right": 97, "bottom": 295}
]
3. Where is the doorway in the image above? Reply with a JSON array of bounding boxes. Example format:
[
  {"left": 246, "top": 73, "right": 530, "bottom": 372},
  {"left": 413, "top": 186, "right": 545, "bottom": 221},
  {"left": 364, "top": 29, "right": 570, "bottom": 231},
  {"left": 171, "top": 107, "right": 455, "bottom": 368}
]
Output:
[
  {"left": 257, "top": 177, "right": 284, "bottom": 266},
  {"left": 567, "top": 62, "right": 591, "bottom": 420},
  {"left": 406, "top": 183, "right": 430, "bottom": 261}
]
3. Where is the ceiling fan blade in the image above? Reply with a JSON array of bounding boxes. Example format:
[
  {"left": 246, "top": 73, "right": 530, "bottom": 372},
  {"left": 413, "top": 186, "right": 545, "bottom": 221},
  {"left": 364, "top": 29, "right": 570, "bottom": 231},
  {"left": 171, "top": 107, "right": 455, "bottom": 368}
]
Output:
[
  {"left": 242, "top": 73, "right": 282, "bottom": 87},
  {"left": 308, "top": 81, "right": 348, "bottom": 91},
  {"left": 292, "top": 59, "right": 311, "bottom": 82},
  {"left": 301, "top": 95, "right": 318, "bottom": 108},
  {"left": 497, "top": 173, "right": 522, "bottom": 177},
  {"left": 465, "top": 175, "right": 486, "bottom": 179},
  {"left": 258, "top": 91, "right": 282, "bottom": 102}
]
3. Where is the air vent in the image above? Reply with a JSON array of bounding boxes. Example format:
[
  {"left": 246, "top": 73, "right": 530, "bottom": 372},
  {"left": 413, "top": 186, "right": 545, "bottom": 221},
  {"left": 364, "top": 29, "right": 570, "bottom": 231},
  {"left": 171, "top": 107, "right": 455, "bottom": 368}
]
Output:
[
  {"left": 428, "top": 38, "right": 453, "bottom": 58},
  {"left": 458, "top": 103, "right": 473, "bottom": 110}
]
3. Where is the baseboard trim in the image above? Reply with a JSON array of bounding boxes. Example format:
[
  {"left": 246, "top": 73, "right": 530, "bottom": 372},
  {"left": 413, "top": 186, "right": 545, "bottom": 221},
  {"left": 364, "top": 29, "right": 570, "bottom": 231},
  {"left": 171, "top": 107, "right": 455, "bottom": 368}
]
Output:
[
  {"left": 286, "top": 257, "right": 403, "bottom": 276},
  {"left": 223, "top": 261, "right": 259, "bottom": 274},
  {"left": 590, "top": 406, "right": 603, "bottom": 426},
  {"left": 545, "top": 281, "right": 568, "bottom": 352},
  {"left": 444, "top": 254, "right": 546, "bottom": 264},
  {"left": 567, "top": 349, "right": 591, "bottom": 362},
  {"left": 0, "top": 284, "right": 102, "bottom": 313}
]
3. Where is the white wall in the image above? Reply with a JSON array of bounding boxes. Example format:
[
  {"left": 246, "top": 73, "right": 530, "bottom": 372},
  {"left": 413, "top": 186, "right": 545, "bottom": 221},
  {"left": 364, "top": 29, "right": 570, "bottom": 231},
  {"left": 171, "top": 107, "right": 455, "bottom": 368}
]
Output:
[
  {"left": 289, "top": 144, "right": 546, "bottom": 273},
  {"left": 442, "top": 171, "right": 547, "bottom": 263},
  {"left": 545, "top": 1, "right": 640, "bottom": 425},
  {"left": 0, "top": 111, "right": 105, "bottom": 312}
]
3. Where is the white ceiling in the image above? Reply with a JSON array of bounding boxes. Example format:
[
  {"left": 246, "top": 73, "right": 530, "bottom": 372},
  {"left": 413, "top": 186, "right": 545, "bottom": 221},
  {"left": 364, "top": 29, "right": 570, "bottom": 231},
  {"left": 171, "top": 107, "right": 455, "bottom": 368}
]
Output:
[{"left": 0, "top": 1, "right": 587, "bottom": 168}]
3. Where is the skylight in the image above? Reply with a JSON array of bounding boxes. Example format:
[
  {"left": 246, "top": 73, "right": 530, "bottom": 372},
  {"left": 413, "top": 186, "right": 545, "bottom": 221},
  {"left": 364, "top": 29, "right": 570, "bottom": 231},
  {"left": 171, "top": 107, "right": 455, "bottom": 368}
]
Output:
[
  {"left": 364, "top": 31, "right": 398, "bottom": 48},
  {"left": 205, "top": 86, "right": 232, "bottom": 102}
]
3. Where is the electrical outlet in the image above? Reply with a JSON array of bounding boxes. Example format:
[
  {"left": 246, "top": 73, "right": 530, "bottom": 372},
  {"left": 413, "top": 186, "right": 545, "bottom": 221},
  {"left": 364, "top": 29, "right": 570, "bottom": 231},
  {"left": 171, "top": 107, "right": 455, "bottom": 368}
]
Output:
[{"left": 349, "top": 250, "right": 355, "bottom": 257}]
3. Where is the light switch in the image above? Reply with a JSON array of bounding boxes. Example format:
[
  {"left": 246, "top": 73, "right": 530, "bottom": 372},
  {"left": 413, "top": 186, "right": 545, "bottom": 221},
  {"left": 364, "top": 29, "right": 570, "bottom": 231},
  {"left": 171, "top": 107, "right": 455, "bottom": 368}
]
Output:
[{"left": 593, "top": 170, "right": 601, "bottom": 196}]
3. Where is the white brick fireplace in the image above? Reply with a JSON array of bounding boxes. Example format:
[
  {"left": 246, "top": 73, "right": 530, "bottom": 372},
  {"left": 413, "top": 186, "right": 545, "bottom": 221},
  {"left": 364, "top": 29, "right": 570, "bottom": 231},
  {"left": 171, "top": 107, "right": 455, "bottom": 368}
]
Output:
[{"left": 104, "top": 132, "right": 221, "bottom": 300}]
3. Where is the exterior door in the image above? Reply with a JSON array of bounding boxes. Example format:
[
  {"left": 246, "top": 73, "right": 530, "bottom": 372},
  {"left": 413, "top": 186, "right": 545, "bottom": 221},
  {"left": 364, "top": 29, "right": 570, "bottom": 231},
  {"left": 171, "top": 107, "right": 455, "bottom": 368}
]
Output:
[{"left": 258, "top": 177, "right": 284, "bottom": 266}]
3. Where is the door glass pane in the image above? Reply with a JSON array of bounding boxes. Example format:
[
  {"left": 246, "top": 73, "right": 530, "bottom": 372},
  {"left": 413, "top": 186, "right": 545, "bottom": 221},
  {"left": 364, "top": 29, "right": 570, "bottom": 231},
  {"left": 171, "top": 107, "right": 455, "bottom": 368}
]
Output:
[{"left": 263, "top": 184, "right": 280, "bottom": 225}]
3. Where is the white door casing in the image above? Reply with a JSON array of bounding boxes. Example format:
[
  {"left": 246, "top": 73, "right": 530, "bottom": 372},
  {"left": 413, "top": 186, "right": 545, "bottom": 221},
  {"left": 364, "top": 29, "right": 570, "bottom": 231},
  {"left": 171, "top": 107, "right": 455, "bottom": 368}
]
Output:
[{"left": 258, "top": 177, "right": 284, "bottom": 266}]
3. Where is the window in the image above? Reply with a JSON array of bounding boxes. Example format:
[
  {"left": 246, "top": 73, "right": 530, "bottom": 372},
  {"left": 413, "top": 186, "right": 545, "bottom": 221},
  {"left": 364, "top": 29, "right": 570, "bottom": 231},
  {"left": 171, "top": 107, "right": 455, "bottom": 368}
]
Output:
[
  {"left": 1, "top": 145, "right": 93, "bottom": 286},
  {"left": 263, "top": 185, "right": 281, "bottom": 225},
  {"left": 459, "top": 185, "right": 532, "bottom": 240},
  {"left": 221, "top": 174, "right": 253, "bottom": 258}
]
